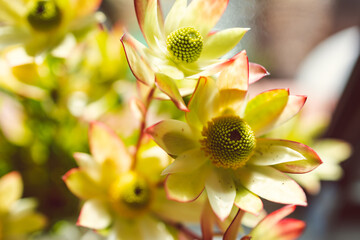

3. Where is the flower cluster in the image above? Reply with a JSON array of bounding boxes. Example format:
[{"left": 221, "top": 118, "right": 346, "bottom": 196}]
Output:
[{"left": 0, "top": 0, "right": 349, "bottom": 239}]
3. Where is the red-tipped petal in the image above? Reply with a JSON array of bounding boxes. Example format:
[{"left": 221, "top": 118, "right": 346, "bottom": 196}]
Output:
[
  {"left": 89, "top": 121, "right": 132, "bottom": 171},
  {"left": 77, "top": 199, "right": 111, "bottom": 230},
  {"left": 218, "top": 50, "right": 249, "bottom": 92},
  {"left": 249, "top": 138, "right": 322, "bottom": 174},
  {"left": 237, "top": 166, "right": 307, "bottom": 206},
  {"left": 244, "top": 89, "right": 289, "bottom": 135},
  {"left": 155, "top": 73, "right": 189, "bottom": 111},
  {"left": 248, "top": 205, "right": 305, "bottom": 240},
  {"left": 120, "top": 33, "right": 155, "bottom": 86},
  {"left": 249, "top": 62, "right": 270, "bottom": 84},
  {"left": 63, "top": 168, "right": 103, "bottom": 200},
  {"left": 146, "top": 119, "right": 199, "bottom": 156},
  {"left": 179, "top": 0, "right": 229, "bottom": 37},
  {"left": 276, "top": 218, "right": 306, "bottom": 239},
  {"left": 134, "top": 0, "right": 164, "bottom": 47},
  {"left": 266, "top": 139, "right": 322, "bottom": 174}
]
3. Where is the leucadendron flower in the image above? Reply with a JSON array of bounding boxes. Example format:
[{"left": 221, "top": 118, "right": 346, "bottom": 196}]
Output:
[
  {"left": 121, "top": 0, "right": 262, "bottom": 110},
  {"left": 0, "top": 171, "right": 47, "bottom": 239},
  {"left": 147, "top": 51, "right": 322, "bottom": 221},
  {"left": 0, "top": 0, "right": 103, "bottom": 56},
  {"left": 63, "top": 122, "right": 202, "bottom": 240}
]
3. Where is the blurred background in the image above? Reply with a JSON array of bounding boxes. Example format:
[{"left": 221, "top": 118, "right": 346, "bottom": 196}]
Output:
[{"left": 0, "top": 0, "right": 359, "bottom": 239}]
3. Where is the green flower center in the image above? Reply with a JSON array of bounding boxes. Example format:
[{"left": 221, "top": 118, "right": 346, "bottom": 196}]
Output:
[
  {"left": 110, "top": 172, "right": 153, "bottom": 218},
  {"left": 200, "top": 115, "right": 256, "bottom": 169},
  {"left": 166, "top": 27, "right": 203, "bottom": 63},
  {"left": 27, "top": 0, "right": 62, "bottom": 32}
]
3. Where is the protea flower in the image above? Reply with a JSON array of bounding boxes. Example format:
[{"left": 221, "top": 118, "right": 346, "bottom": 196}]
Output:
[
  {"left": 121, "top": 0, "right": 256, "bottom": 110},
  {"left": 0, "top": 0, "right": 103, "bottom": 56},
  {"left": 147, "top": 51, "right": 322, "bottom": 220},
  {"left": 63, "top": 122, "right": 202, "bottom": 239}
]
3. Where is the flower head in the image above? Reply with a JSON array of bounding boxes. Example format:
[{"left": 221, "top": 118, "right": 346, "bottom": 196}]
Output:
[
  {"left": 121, "top": 0, "right": 251, "bottom": 110},
  {"left": 63, "top": 121, "right": 202, "bottom": 239},
  {"left": 0, "top": 0, "right": 103, "bottom": 56},
  {"left": 0, "top": 172, "right": 46, "bottom": 239},
  {"left": 147, "top": 51, "right": 322, "bottom": 220}
]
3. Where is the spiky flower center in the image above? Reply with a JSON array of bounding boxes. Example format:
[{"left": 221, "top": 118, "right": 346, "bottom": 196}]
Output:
[
  {"left": 110, "top": 172, "right": 153, "bottom": 218},
  {"left": 27, "top": 0, "right": 62, "bottom": 31},
  {"left": 166, "top": 27, "right": 203, "bottom": 63},
  {"left": 200, "top": 115, "right": 256, "bottom": 169}
]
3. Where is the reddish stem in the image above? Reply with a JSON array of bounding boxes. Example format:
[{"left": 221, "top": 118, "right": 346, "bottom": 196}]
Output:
[{"left": 131, "top": 86, "right": 155, "bottom": 170}]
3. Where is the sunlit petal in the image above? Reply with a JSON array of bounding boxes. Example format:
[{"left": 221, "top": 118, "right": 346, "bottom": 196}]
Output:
[
  {"left": 162, "top": 148, "right": 208, "bottom": 175},
  {"left": 237, "top": 166, "right": 307, "bottom": 206},
  {"left": 165, "top": 165, "right": 209, "bottom": 202},
  {"left": 62, "top": 168, "right": 104, "bottom": 200},
  {"left": 257, "top": 139, "right": 322, "bottom": 174},
  {"left": 233, "top": 184, "right": 263, "bottom": 215},
  {"left": 244, "top": 89, "right": 289, "bottom": 135},
  {"left": 249, "top": 139, "right": 306, "bottom": 166},
  {"left": 142, "top": 0, "right": 165, "bottom": 50},
  {"left": 89, "top": 121, "right": 131, "bottom": 172},
  {"left": 186, "top": 77, "right": 219, "bottom": 128},
  {"left": 73, "top": 153, "right": 100, "bottom": 181},
  {"left": 146, "top": 119, "right": 200, "bottom": 157},
  {"left": 200, "top": 28, "right": 249, "bottom": 60},
  {"left": 249, "top": 62, "right": 270, "bottom": 84},
  {"left": 164, "top": 0, "right": 187, "bottom": 36},
  {"left": 179, "top": 0, "right": 229, "bottom": 37},
  {"left": 121, "top": 33, "right": 155, "bottom": 86},
  {"left": 256, "top": 95, "right": 307, "bottom": 136},
  {"left": 77, "top": 199, "right": 111, "bottom": 230},
  {"left": 155, "top": 73, "right": 188, "bottom": 111},
  {"left": 217, "top": 51, "right": 249, "bottom": 111},
  {"left": 205, "top": 168, "right": 236, "bottom": 221},
  {"left": 217, "top": 51, "right": 249, "bottom": 92}
]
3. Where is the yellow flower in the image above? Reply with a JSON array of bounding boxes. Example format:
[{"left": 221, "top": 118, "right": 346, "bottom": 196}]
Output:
[
  {"left": 0, "top": 171, "right": 46, "bottom": 239},
  {"left": 147, "top": 51, "right": 322, "bottom": 220},
  {"left": 63, "top": 122, "right": 202, "bottom": 239},
  {"left": 0, "top": 0, "right": 103, "bottom": 56},
  {"left": 121, "top": 0, "right": 254, "bottom": 110}
]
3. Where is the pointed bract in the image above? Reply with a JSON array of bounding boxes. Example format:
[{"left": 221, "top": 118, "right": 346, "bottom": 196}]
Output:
[{"left": 89, "top": 121, "right": 131, "bottom": 172}]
